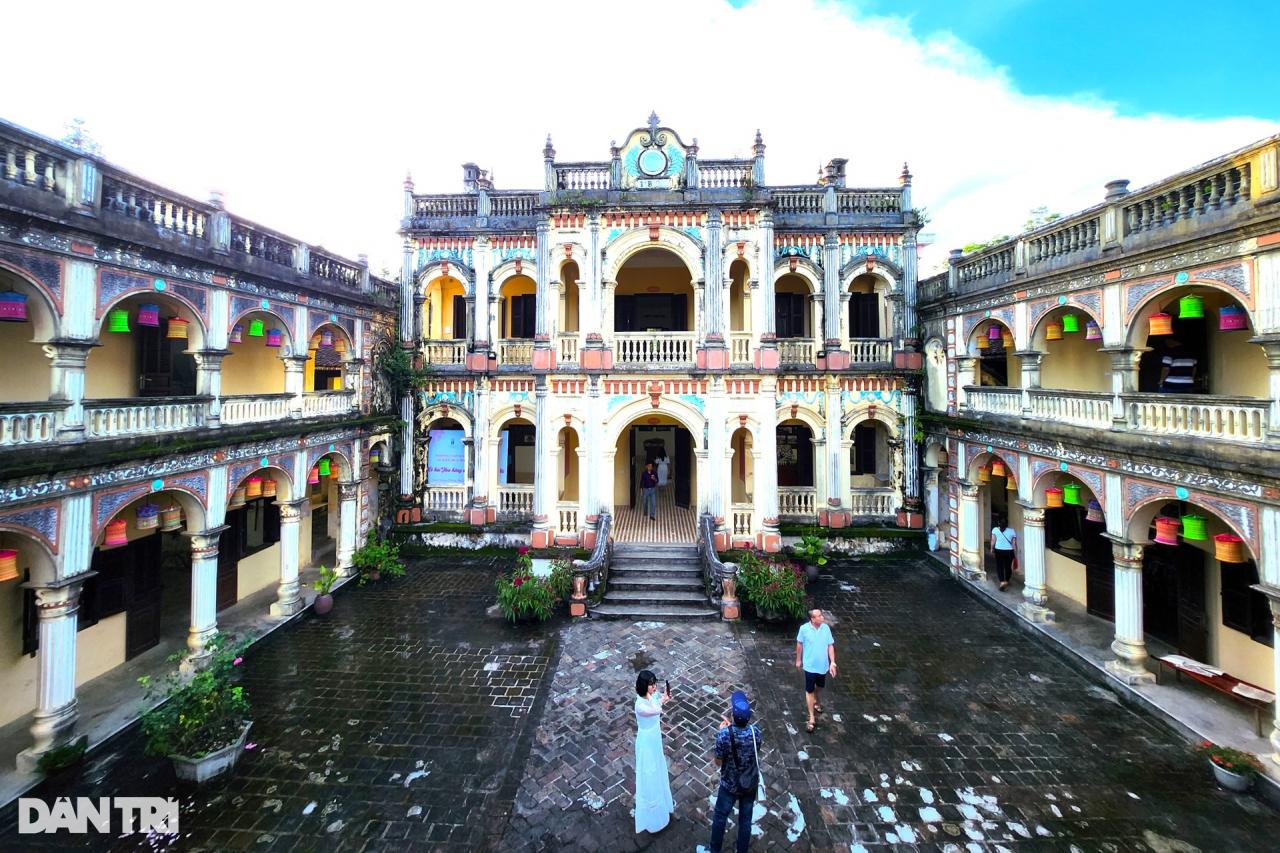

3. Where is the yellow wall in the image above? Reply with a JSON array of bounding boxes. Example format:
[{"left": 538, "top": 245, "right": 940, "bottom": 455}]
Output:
[
  {"left": 1041, "top": 332, "right": 1110, "bottom": 392},
  {"left": 729, "top": 260, "right": 750, "bottom": 332},
  {"left": 298, "top": 506, "right": 313, "bottom": 568},
  {"left": 849, "top": 423, "right": 890, "bottom": 489},
  {"left": 1206, "top": 299, "right": 1268, "bottom": 396},
  {"left": 0, "top": 324, "right": 50, "bottom": 402},
  {"left": 731, "top": 429, "right": 754, "bottom": 503},
  {"left": 236, "top": 542, "right": 279, "bottom": 600},
  {"left": 85, "top": 327, "right": 136, "bottom": 398},
  {"left": 1045, "top": 548, "right": 1089, "bottom": 607},
  {"left": 559, "top": 430, "right": 580, "bottom": 501},
  {"left": 615, "top": 267, "right": 695, "bottom": 328},
  {"left": 500, "top": 275, "right": 536, "bottom": 336},
  {"left": 223, "top": 332, "right": 285, "bottom": 395},
  {"left": 424, "top": 277, "right": 466, "bottom": 339},
  {"left": 561, "top": 263, "right": 580, "bottom": 332}
]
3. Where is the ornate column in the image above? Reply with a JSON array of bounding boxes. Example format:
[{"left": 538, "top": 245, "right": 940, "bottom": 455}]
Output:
[
  {"left": 699, "top": 209, "right": 729, "bottom": 370},
  {"left": 16, "top": 575, "right": 93, "bottom": 771},
  {"left": 757, "top": 211, "right": 778, "bottom": 369},
  {"left": 1100, "top": 346, "right": 1146, "bottom": 429},
  {"left": 283, "top": 355, "right": 308, "bottom": 418},
  {"left": 399, "top": 391, "right": 415, "bottom": 518},
  {"left": 185, "top": 528, "right": 226, "bottom": 660},
  {"left": 336, "top": 480, "right": 359, "bottom": 577},
  {"left": 899, "top": 388, "right": 921, "bottom": 527},
  {"left": 530, "top": 380, "right": 555, "bottom": 547},
  {"left": 822, "top": 231, "right": 849, "bottom": 368},
  {"left": 901, "top": 228, "right": 918, "bottom": 346},
  {"left": 191, "top": 350, "right": 227, "bottom": 428},
  {"left": 1256, "top": 504, "right": 1280, "bottom": 764},
  {"left": 1256, "top": 337, "right": 1280, "bottom": 440},
  {"left": 820, "top": 377, "right": 846, "bottom": 526},
  {"left": 342, "top": 358, "right": 364, "bottom": 409},
  {"left": 1016, "top": 350, "right": 1043, "bottom": 416},
  {"left": 270, "top": 499, "right": 306, "bottom": 617},
  {"left": 1105, "top": 538, "right": 1155, "bottom": 683},
  {"left": 532, "top": 218, "right": 556, "bottom": 370},
  {"left": 1017, "top": 504, "right": 1054, "bottom": 622},
  {"left": 958, "top": 480, "right": 982, "bottom": 580},
  {"left": 400, "top": 236, "right": 415, "bottom": 344},
  {"left": 706, "top": 377, "right": 728, "bottom": 548},
  {"left": 468, "top": 237, "right": 492, "bottom": 371},
  {"left": 582, "top": 376, "right": 603, "bottom": 547},
  {"left": 955, "top": 355, "right": 977, "bottom": 411},
  {"left": 755, "top": 382, "right": 780, "bottom": 552},
  {"left": 44, "top": 341, "right": 95, "bottom": 441}
]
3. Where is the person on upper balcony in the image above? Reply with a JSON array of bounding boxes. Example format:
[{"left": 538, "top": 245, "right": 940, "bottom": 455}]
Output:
[{"left": 1158, "top": 337, "right": 1199, "bottom": 394}]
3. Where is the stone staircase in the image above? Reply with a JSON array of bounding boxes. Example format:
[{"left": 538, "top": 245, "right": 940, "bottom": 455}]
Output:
[{"left": 593, "top": 543, "right": 720, "bottom": 621}]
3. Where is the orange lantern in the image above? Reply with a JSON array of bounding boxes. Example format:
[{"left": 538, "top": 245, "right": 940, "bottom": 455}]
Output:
[
  {"left": 1045, "top": 487, "right": 1064, "bottom": 508},
  {"left": 166, "top": 316, "right": 189, "bottom": 340},
  {"left": 1153, "top": 516, "right": 1180, "bottom": 545},
  {"left": 1045, "top": 321, "right": 1063, "bottom": 341},
  {"left": 977, "top": 464, "right": 991, "bottom": 484},
  {"left": 1213, "top": 533, "right": 1245, "bottom": 563},
  {"left": 1006, "top": 476, "right": 1017, "bottom": 492},
  {"left": 262, "top": 478, "right": 278, "bottom": 498},
  {"left": 990, "top": 459, "right": 1006, "bottom": 477},
  {"left": 1148, "top": 312, "right": 1173, "bottom": 336},
  {"left": 104, "top": 518, "right": 128, "bottom": 548},
  {"left": 245, "top": 477, "right": 264, "bottom": 499},
  {"left": 0, "top": 549, "right": 18, "bottom": 582}
]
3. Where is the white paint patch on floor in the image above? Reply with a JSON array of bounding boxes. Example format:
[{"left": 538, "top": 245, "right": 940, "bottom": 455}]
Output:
[
  {"left": 958, "top": 804, "right": 981, "bottom": 822},
  {"left": 797, "top": 750, "right": 809, "bottom": 761},
  {"left": 877, "top": 805, "right": 896, "bottom": 822},
  {"left": 819, "top": 787, "right": 850, "bottom": 805},
  {"left": 919, "top": 788, "right": 935, "bottom": 804},
  {"left": 403, "top": 768, "right": 430, "bottom": 787},
  {"left": 784, "top": 793, "right": 806, "bottom": 843},
  {"left": 863, "top": 788, "right": 878, "bottom": 803},
  {"left": 1008, "top": 822, "right": 1031, "bottom": 838},
  {"left": 919, "top": 806, "right": 943, "bottom": 822},
  {"left": 938, "top": 732, "right": 954, "bottom": 742},
  {"left": 895, "top": 824, "right": 917, "bottom": 843}
]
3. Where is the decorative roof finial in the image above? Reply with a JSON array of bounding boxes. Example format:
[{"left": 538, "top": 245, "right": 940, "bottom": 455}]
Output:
[
  {"left": 543, "top": 134, "right": 555, "bottom": 160},
  {"left": 753, "top": 129, "right": 765, "bottom": 156},
  {"left": 403, "top": 171, "right": 414, "bottom": 191},
  {"left": 647, "top": 111, "right": 660, "bottom": 137},
  {"left": 899, "top": 162, "right": 913, "bottom": 186}
]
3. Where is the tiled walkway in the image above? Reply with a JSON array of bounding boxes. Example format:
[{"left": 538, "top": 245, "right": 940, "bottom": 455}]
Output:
[{"left": 613, "top": 489, "right": 696, "bottom": 544}]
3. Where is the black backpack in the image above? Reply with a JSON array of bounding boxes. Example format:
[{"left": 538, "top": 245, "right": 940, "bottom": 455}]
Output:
[{"left": 727, "top": 726, "right": 757, "bottom": 796}]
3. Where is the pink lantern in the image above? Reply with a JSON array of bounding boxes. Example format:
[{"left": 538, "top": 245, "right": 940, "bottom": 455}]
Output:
[
  {"left": 230, "top": 324, "right": 244, "bottom": 344},
  {"left": 320, "top": 329, "right": 334, "bottom": 348},
  {"left": 1153, "top": 516, "right": 1180, "bottom": 546},
  {"left": 987, "top": 325, "right": 1002, "bottom": 341},
  {"left": 1218, "top": 305, "right": 1248, "bottom": 331},
  {"left": 137, "top": 304, "right": 161, "bottom": 327},
  {"left": 1084, "top": 320, "right": 1102, "bottom": 341},
  {"left": 0, "top": 291, "right": 29, "bottom": 322},
  {"left": 266, "top": 328, "right": 283, "bottom": 347}
]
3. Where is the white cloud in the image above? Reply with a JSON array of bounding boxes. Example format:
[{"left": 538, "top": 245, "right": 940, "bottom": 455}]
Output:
[{"left": 5, "top": 0, "right": 1275, "bottom": 276}]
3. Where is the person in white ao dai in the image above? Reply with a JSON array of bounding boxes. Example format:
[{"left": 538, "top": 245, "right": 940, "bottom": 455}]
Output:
[{"left": 634, "top": 669, "right": 674, "bottom": 834}]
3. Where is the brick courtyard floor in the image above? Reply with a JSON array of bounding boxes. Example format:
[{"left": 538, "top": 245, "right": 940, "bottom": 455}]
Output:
[{"left": 3, "top": 553, "right": 1278, "bottom": 851}]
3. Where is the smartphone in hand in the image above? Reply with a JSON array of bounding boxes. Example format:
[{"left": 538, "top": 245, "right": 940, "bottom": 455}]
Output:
[{"left": 665, "top": 680, "right": 671, "bottom": 696}]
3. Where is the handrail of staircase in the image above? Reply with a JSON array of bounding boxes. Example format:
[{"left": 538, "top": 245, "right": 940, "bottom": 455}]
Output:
[
  {"left": 698, "top": 512, "right": 737, "bottom": 608},
  {"left": 571, "top": 509, "right": 613, "bottom": 611}
]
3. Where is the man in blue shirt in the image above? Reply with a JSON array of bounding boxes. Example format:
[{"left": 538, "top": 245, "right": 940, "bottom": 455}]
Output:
[
  {"left": 795, "top": 609, "right": 836, "bottom": 732},
  {"left": 710, "top": 690, "right": 762, "bottom": 853},
  {"left": 640, "top": 462, "right": 659, "bottom": 520}
]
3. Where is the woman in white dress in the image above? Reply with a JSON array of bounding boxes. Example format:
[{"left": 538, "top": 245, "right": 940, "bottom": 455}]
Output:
[
  {"left": 633, "top": 669, "right": 674, "bottom": 834},
  {"left": 655, "top": 454, "right": 671, "bottom": 488}
]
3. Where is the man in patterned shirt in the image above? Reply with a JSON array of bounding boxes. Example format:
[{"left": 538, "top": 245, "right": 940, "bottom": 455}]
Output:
[{"left": 709, "top": 690, "right": 763, "bottom": 852}]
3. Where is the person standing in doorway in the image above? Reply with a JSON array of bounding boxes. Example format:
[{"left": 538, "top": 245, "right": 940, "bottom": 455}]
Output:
[
  {"left": 640, "top": 462, "right": 659, "bottom": 521},
  {"left": 1159, "top": 337, "right": 1199, "bottom": 394},
  {"left": 990, "top": 515, "right": 1018, "bottom": 591},
  {"left": 655, "top": 451, "right": 671, "bottom": 488},
  {"left": 795, "top": 609, "right": 836, "bottom": 733},
  {"left": 634, "top": 670, "right": 674, "bottom": 835},
  {"left": 709, "top": 690, "right": 762, "bottom": 853}
]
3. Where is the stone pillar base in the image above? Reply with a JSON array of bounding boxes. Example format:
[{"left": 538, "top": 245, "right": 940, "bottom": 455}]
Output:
[
  {"left": 756, "top": 529, "right": 782, "bottom": 553},
  {"left": 270, "top": 593, "right": 305, "bottom": 618},
  {"left": 396, "top": 507, "right": 421, "bottom": 524},
  {"left": 531, "top": 347, "right": 556, "bottom": 370},
  {"left": 755, "top": 348, "right": 779, "bottom": 370},
  {"left": 713, "top": 528, "right": 729, "bottom": 551},
  {"left": 530, "top": 527, "right": 552, "bottom": 549},
  {"left": 820, "top": 509, "right": 851, "bottom": 528},
  {"left": 580, "top": 347, "right": 613, "bottom": 370},
  {"left": 1105, "top": 658, "right": 1155, "bottom": 684},
  {"left": 697, "top": 346, "right": 730, "bottom": 370},
  {"left": 17, "top": 701, "right": 79, "bottom": 772},
  {"left": 1017, "top": 602, "right": 1055, "bottom": 623},
  {"left": 822, "top": 349, "right": 851, "bottom": 370},
  {"left": 570, "top": 600, "right": 587, "bottom": 617},
  {"left": 555, "top": 534, "right": 579, "bottom": 547},
  {"left": 896, "top": 510, "right": 924, "bottom": 529}
]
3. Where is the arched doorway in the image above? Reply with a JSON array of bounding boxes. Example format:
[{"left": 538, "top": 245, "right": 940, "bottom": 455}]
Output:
[
  {"left": 776, "top": 419, "right": 816, "bottom": 520},
  {"left": 498, "top": 274, "right": 536, "bottom": 366},
  {"left": 729, "top": 426, "right": 755, "bottom": 544},
  {"left": 728, "top": 259, "right": 751, "bottom": 365},
  {"left": 495, "top": 417, "right": 536, "bottom": 519},
  {"left": 221, "top": 467, "right": 293, "bottom": 615},
  {"left": 612, "top": 413, "right": 697, "bottom": 543},
  {"left": 307, "top": 452, "right": 346, "bottom": 566},
  {"left": 556, "top": 426, "right": 581, "bottom": 541},
  {"left": 774, "top": 272, "right": 817, "bottom": 367},
  {"left": 1031, "top": 473, "right": 1111, "bottom": 619},
  {"left": 613, "top": 247, "right": 696, "bottom": 366},
  {"left": 0, "top": 267, "right": 58, "bottom": 411},
  {"left": 423, "top": 417, "right": 468, "bottom": 517},
  {"left": 89, "top": 292, "right": 206, "bottom": 399}
]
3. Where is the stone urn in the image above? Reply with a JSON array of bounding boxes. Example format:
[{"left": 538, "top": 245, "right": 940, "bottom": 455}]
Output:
[
  {"left": 721, "top": 576, "right": 737, "bottom": 601},
  {"left": 170, "top": 721, "right": 253, "bottom": 784},
  {"left": 313, "top": 594, "right": 334, "bottom": 615},
  {"left": 1211, "top": 761, "right": 1253, "bottom": 792}
]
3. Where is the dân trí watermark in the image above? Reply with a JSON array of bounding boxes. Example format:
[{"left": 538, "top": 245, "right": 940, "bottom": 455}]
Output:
[{"left": 18, "top": 796, "right": 179, "bottom": 835}]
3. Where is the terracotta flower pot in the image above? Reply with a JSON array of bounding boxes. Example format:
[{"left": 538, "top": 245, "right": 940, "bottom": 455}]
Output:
[{"left": 313, "top": 594, "right": 334, "bottom": 615}]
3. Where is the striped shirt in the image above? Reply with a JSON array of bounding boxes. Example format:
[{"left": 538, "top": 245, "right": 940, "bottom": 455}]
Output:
[{"left": 1162, "top": 354, "right": 1197, "bottom": 386}]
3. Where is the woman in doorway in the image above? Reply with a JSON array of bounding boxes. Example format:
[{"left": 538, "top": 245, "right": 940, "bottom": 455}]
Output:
[
  {"left": 634, "top": 670, "right": 674, "bottom": 834},
  {"left": 655, "top": 452, "right": 671, "bottom": 488},
  {"left": 990, "top": 515, "right": 1018, "bottom": 591}
]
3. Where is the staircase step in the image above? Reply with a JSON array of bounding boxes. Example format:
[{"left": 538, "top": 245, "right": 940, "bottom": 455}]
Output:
[
  {"left": 610, "top": 576, "right": 705, "bottom": 592},
  {"left": 613, "top": 545, "right": 700, "bottom": 556},
  {"left": 603, "top": 589, "right": 708, "bottom": 604},
  {"left": 609, "top": 567, "right": 703, "bottom": 580},
  {"left": 591, "top": 603, "right": 721, "bottom": 621}
]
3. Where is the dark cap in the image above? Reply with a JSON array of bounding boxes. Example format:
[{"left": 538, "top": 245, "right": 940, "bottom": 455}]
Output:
[{"left": 731, "top": 690, "right": 751, "bottom": 723}]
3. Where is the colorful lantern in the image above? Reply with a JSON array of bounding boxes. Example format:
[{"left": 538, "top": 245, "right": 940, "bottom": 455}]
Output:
[
  {"left": 248, "top": 318, "right": 265, "bottom": 337},
  {"left": 936, "top": 450, "right": 948, "bottom": 465},
  {"left": 308, "top": 467, "right": 320, "bottom": 485},
  {"left": 1001, "top": 330, "right": 1013, "bottom": 348},
  {"left": 135, "top": 503, "right": 160, "bottom": 530},
  {"left": 1218, "top": 305, "right": 1248, "bottom": 331},
  {"left": 1045, "top": 487, "right": 1064, "bottom": 508},
  {"left": 318, "top": 458, "right": 332, "bottom": 477},
  {"left": 230, "top": 324, "right": 244, "bottom": 344},
  {"left": 104, "top": 518, "right": 128, "bottom": 548},
  {"left": 976, "top": 335, "right": 989, "bottom": 351},
  {"left": 228, "top": 486, "right": 247, "bottom": 510},
  {"left": 1062, "top": 314, "right": 1081, "bottom": 333},
  {"left": 166, "top": 317, "right": 189, "bottom": 340},
  {"left": 137, "top": 303, "right": 161, "bottom": 327},
  {"left": 976, "top": 464, "right": 991, "bottom": 484},
  {"left": 370, "top": 447, "right": 381, "bottom": 464},
  {"left": 1180, "top": 514, "right": 1207, "bottom": 541},
  {"left": 107, "top": 308, "right": 131, "bottom": 333},
  {"left": 1178, "top": 293, "right": 1205, "bottom": 319},
  {"left": 1085, "top": 499, "right": 1104, "bottom": 523},
  {"left": 987, "top": 325, "right": 1002, "bottom": 341},
  {"left": 1085, "top": 320, "right": 1102, "bottom": 341},
  {"left": 1062, "top": 483, "right": 1082, "bottom": 505},
  {"left": 1045, "top": 321, "right": 1063, "bottom": 341},
  {"left": 1148, "top": 312, "right": 1173, "bottom": 336},
  {"left": 0, "top": 291, "right": 28, "bottom": 323},
  {"left": 245, "top": 476, "right": 264, "bottom": 499},
  {"left": 1213, "top": 533, "right": 1245, "bottom": 563},
  {"left": 0, "top": 549, "right": 18, "bottom": 582},
  {"left": 320, "top": 330, "right": 334, "bottom": 348},
  {"left": 159, "top": 505, "right": 183, "bottom": 532},
  {"left": 1006, "top": 476, "right": 1017, "bottom": 492},
  {"left": 266, "top": 328, "right": 283, "bottom": 347},
  {"left": 262, "top": 478, "right": 277, "bottom": 498},
  {"left": 990, "top": 459, "right": 1006, "bottom": 477},
  {"left": 1153, "top": 516, "right": 1180, "bottom": 545},
  {"left": 334, "top": 337, "right": 346, "bottom": 353}
]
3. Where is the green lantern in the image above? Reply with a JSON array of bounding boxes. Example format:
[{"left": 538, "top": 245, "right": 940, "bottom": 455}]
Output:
[
  {"left": 1061, "top": 313, "right": 1080, "bottom": 333},
  {"left": 1178, "top": 294, "right": 1205, "bottom": 319},
  {"left": 1062, "top": 482, "right": 1082, "bottom": 505},
  {"left": 107, "top": 308, "right": 131, "bottom": 333},
  {"left": 318, "top": 458, "right": 331, "bottom": 477},
  {"left": 1181, "top": 514, "right": 1208, "bottom": 541},
  {"left": 248, "top": 318, "right": 265, "bottom": 337}
]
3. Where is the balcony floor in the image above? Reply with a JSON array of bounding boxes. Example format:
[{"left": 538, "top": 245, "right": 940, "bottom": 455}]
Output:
[{"left": 612, "top": 487, "right": 696, "bottom": 544}]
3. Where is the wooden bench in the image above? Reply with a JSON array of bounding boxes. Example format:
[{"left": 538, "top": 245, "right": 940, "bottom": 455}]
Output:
[{"left": 1156, "top": 655, "right": 1275, "bottom": 737}]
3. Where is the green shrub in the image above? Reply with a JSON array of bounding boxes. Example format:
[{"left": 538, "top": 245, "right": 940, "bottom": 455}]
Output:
[
  {"left": 354, "top": 531, "right": 407, "bottom": 586},
  {"left": 495, "top": 547, "right": 558, "bottom": 622},
  {"left": 138, "top": 635, "right": 250, "bottom": 759},
  {"left": 791, "top": 534, "right": 828, "bottom": 566},
  {"left": 736, "top": 551, "right": 807, "bottom": 619},
  {"left": 313, "top": 565, "right": 338, "bottom": 595},
  {"left": 36, "top": 736, "right": 88, "bottom": 775}
]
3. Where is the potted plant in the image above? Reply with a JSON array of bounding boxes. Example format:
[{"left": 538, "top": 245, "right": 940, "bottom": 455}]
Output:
[
  {"left": 495, "top": 546, "right": 559, "bottom": 622},
  {"left": 1196, "top": 741, "right": 1265, "bottom": 792},
  {"left": 36, "top": 735, "right": 88, "bottom": 786},
  {"left": 353, "top": 531, "right": 406, "bottom": 586},
  {"left": 138, "top": 634, "right": 252, "bottom": 783},
  {"left": 737, "top": 551, "right": 808, "bottom": 621},
  {"left": 313, "top": 565, "right": 338, "bottom": 615},
  {"left": 790, "top": 534, "right": 828, "bottom": 582}
]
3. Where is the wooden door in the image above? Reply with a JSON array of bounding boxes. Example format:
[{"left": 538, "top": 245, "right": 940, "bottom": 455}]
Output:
[
  {"left": 675, "top": 428, "right": 692, "bottom": 509},
  {"left": 124, "top": 533, "right": 163, "bottom": 660},
  {"left": 1084, "top": 521, "right": 1114, "bottom": 620},
  {"left": 1176, "top": 554, "right": 1208, "bottom": 661},
  {"left": 849, "top": 292, "right": 880, "bottom": 338},
  {"left": 217, "top": 512, "right": 241, "bottom": 612},
  {"left": 137, "top": 324, "right": 173, "bottom": 397},
  {"left": 628, "top": 427, "right": 637, "bottom": 508},
  {"left": 452, "top": 295, "right": 468, "bottom": 340}
]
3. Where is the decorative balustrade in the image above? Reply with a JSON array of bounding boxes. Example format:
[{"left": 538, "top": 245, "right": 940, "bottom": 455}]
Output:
[
  {"left": 553, "top": 163, "right": 610, "bottom": 191},
  {"left": 964, "top": 386, "right": 1023, "bottom": 416},
  {"left": 778, "top": 487, "right": 817, "bottom": 518},
  {"left": 101, "top": 174, "right": 209, "bottom": 239},
  {"left": 413, "top": 194, "right": 478, "bottom": 218},
  {"left": 837, "top": 188, "right": 904, "bottom": 214},
  {"left": 498, "top": 484, "right": 535, "bottom": 516},
  {"left": 697, "top": 512, "right": 734, "bottom": 606},
  {"left": 84, "top": 397, "right": 206, "bottom": 438},
  {"left": 613, "top": 332, "right": 696, "bottom": 365},
  {"left": 557, "top": 503, "right": 579, "bottom": 535},
  {"left": 369, "top": 276, "right": 398, "bottom": 306},
  {"left": 698, "top": 159, "right": 752, "bottom": 189},
  {"left": 489, "top": 192, "right": 537, "bottom": 217},
  {"left": 731, "top": 504, "right": 754, "bottom": 538},
  {"left": 849, "top": 338, "right": 892, "bottom": 363},
  {"left": 729, "top": 332, "right": 752, "bottom": 365},
  {"left": 558, "top": 332, "right": 580, "bottom": 364},
  {"left": 773, "top": 190, "right": 823, "bottom": 214},
  {"left": 1026, "top": 216, "right": 1100, "bottom": 266},
  {"left": 1121, "top": 393, "right": 1268, "bottom": 443},
  {"left": 499, "top": 338, "right": 533, "bottom": 366},
  {"left": 849, "top": 488, "right": 895, "bottom": 517},
  {"left": 777, "top": 338, "right": 816, "bottom": 366},
  {"left": 956, "top": 246, "right": 1015, "bottom": 288},
  {"left": 229, "top": 221, "right": 296, "bottom": 267},
  {"left": 220, "top": 393, "right": 292, "bottom": 426},
  {"left": 1028, "top": 389, "right": 1112, "bottom": 429},
  {"left": 918, "top": 273, "right": 947, "bottom": 304},
  {"left": 425, "top": 485, "right": 468, "bottom": 514},
  {"left": 301, "top": 390, "right": 354, "bottom": 417},
  {"left": 423, "top": 339, "right": 467, "bottom": 366},
  {"left": 310, "top": 251, "right": 363, "bottom": 289},
  {"left": 1, "top": 136, "right": 67, "bottom": 196},
  {"left": 1123, "top": 163, "right": 1251, "bottom": 237},
  {"left": 0, "top": 402, "right": 62, "bottom": 447}
]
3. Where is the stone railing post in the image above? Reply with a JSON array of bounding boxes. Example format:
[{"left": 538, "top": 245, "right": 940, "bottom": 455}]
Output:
[{"left": 192, "top": 350, "right": 227, "bottom": 428}]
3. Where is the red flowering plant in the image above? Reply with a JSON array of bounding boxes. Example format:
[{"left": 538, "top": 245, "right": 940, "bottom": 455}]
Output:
[
  {"left": 1195, "top": 741, "right": 1266, "bottom": 779},
  {"left": 736, "top": 550, "right": 808, "bottom": 619},
  {"left": 495, "top": 545, "right": 558, "bottom": 622}
]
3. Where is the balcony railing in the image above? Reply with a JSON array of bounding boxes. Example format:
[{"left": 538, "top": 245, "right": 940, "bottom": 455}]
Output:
[
  {"left": 849, "top": 338, "right": 892, "bottom": 364},
  {"left": 1122, "top": 393, "right": 1269, "bottom": 443},
  {"left": 1028, "top": 389, "right": 1113, "bottom": 429},
  {"left": 731, "top": 503, "right": 754, "bottom": 539},
  {"left": 849, "top": 488, "right": 895, "bottom": 517},
  {"left": 729, "top": 332, "right": 752, "bottom": 365},
  {"left": 777, "top": 338, "right": 816, "bottom": 366},
  {"left": 553, "top": 163, "right": 610, "bottom": 191},
  {"left": 498, "top": 484, "right": 534, "bottom": 517},
  {"left": 221, "top": 392, "right": 292, "bottom": 426},
  {"left": 613, "top": 332, "right": 696, "bottom": 366},
  {"left": 301, "top": 390, "right": 354, "bottom": 418},
  {"left": 423, "top": 339, "right": 467, "bottom": 367},
  {"left": 558, "top": 332, "right": 579, "bottom": 365},
  {"left": 499, "top": 338, "right": 533, "bottom": 366},
  {"left": 84, "top": 397, "right": 207, "bottom": 438},
  {"left": 778, "top": 486, "right": 817, "bottom": 518},
  {"left": 557, "top": 502, "right": 579, "bottom": 535},
  {"left": 425, "top": 485, "right": 468, "bottom": 514},
  {"left": 964, "top": 386, "right": 1023, "bottom": 417},
  {"left": 0, "top": 401, "right": 63, "bottom": 447},
  {"left": 698, "top": 159, "right": 752, "bottom": 189}
]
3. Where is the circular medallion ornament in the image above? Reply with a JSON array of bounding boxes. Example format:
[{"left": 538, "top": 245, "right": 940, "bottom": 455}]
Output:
[
  {"left": 1175, "top": 271, "right": 1189, "bottom": 284},
  {"left": 637, "top": 147, "right": 668, "bottom": 177},
  {"left": 154, "top": 278, "right": 167, "bottom": 291},
  {"left": 151, "top": 479, "right": 164, "bottom": 491},
  {"left": 1176, "top": 486, "right": 1189, "bottom": 500}
]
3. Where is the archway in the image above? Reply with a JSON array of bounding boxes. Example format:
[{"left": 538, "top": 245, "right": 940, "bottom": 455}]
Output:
[
  {"left": 847, "top": 272, "right": 890, "bottom": 340},
  {"left": 924, "top": 338, "right": 947, "bottom": 412},
  {"left": 614, "top": 247, "right": 696, "bottom": 366},
  {"left": 306, "top": 323, "right": 353, "bottom": 391},
  {"left": 774, "top": 272, "right": 816, "bottom": 366},
  {"left": 967, "top": 319, "right": 1020, "bottom": 388},
  {"left": 222, "top": 467, "right": 294, "bottom": 614},
  {"left": 559, "top": 260, "right": 580, "bottom": 334},
  {"left": 729, "top": 426, "right": 755, "bottom": 543},
  {"left": 0, "top": 267, "right": 57, "bottom": 408},
  {"left": 495, "top": 416, "right": 535, "bottom": 518},
  {"left": 1032, "top": 306, "right": 1109, "bottom": 394},
  {"left": 423, "top": 274, "right": 467, "bottom": 342},
  {"left": 423, "top": 417, "right": 468, "bottom": 516},
  {"left": 1030, "top": 472, "right": 1111, "bottom": 619},
  {"left": 498, "top": 274, "right": 536, "bottom": 366},
  {"left": 0, "top": 527, "right": 58, "bottom": 729},
  {"left": 965, "top": 450, "right": 1020, "bottom": 578},
  {"left": 223, "top": 309, "right": 290, "bottom": 397},
  {"left": 307, "top": 452, "right": 347, "bottom": 566},
  {"left": 88, "top": 292, "right": 206, "bottom": 399},
  {"left": 922, "top": 440, "right": 947, "bottom": 551},
  {"left": 848, "top": 418, "right": 894, "bottom": 518},
  {"left": 612, "top": 412, "right": 697, "bottom": 543},
  {"left": 556, "top": 426, "right": 581, "bottom": 538},
  {"left": 776, "top": 419, "right": 816, "bottom": 519}
]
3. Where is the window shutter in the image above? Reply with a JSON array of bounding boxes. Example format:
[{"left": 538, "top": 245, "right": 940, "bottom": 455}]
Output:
[{"left": 453, "top": 295, "right": 468, "bottom": 340}]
